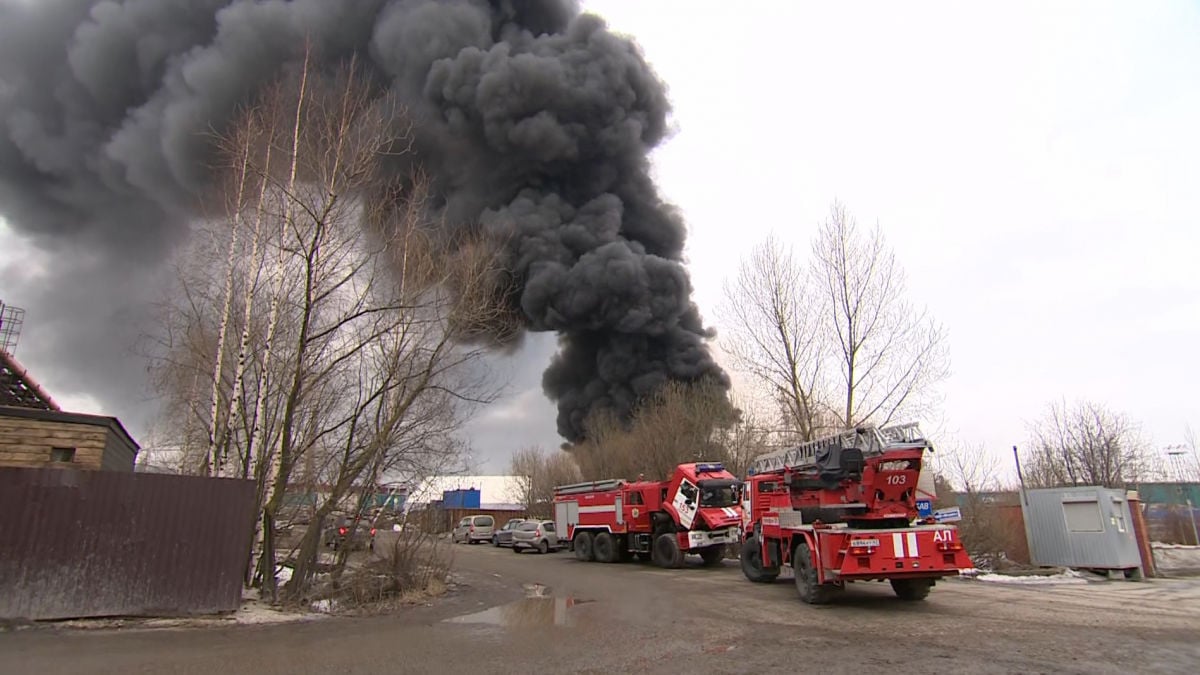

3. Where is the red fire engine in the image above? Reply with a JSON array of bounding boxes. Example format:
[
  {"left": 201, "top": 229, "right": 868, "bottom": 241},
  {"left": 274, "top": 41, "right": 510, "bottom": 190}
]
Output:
[
  {"left": 554, "top": 462, "right": 743, "bottom": 568},
  {"left": 739, "top": 423, "right": 973, "bottom": 603}
]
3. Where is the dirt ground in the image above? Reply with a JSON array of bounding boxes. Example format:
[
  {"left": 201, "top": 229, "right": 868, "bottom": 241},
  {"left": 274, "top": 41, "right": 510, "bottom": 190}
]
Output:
[{"left": 2, "top": 542, "right": 1197, "bottom": 674}]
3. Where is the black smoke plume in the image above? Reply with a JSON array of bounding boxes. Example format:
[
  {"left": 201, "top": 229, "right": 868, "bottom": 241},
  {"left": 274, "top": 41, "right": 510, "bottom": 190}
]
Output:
[{"left": 0, "top": 0, "right": 728, "bottom": 442}]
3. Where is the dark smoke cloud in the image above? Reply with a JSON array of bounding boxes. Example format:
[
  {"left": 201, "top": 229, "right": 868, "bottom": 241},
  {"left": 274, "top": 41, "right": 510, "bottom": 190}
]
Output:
[{"left": 0, "top": 0, "right": 728, "bottom": 442}]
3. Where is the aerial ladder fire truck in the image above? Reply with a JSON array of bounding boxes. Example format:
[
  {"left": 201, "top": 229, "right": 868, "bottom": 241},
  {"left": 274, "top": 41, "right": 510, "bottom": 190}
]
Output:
[
  {"left": 739, "top": 423, "right": 974, "bottom": 603},
  {"left": 554, "top": 462, "right": 743, "bottom": 568}
]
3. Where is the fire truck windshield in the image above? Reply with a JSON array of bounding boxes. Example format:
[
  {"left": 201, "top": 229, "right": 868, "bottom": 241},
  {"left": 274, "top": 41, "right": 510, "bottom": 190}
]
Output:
[{"left": 698, "top": 480, "right": 738, "bottom": 508}]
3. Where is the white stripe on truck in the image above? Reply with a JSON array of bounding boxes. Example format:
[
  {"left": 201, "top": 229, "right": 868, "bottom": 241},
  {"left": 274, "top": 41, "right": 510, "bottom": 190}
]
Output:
[{"left": 577, "top": 505, "right": 617, "bottom": 514}]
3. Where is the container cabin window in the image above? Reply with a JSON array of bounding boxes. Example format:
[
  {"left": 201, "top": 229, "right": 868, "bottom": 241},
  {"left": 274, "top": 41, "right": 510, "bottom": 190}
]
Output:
[
  {"left": 1062, "top": 500, "right": 1104, "bottom": 532},
  {"left": 51, "top": 447, "right": 75, "bottom": 463}
]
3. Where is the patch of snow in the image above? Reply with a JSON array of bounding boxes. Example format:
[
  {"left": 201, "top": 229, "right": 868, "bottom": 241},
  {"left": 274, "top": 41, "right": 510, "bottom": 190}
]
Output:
[
  {"left": 275, "top": 565, "right": 294, "bottom": 585},
  {"left": 972, "top": 569, "right": 1090, "bottom": 585},
  {"left": 1151, "top": 543, "right": 1200, "bottom": 550},
  {"left": 311, "top": 599, "right": 338, "bottom": 613},
  {"left": 235, "top": 600, "right": 318, "bottom": 625},
  {"left": 958, "top": 568, "right": 982, "bottom": 577}
]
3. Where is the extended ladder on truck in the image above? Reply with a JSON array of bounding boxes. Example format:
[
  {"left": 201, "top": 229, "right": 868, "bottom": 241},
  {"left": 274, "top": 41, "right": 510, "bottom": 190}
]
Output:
[{"left": 747, "top": 422, "right": 928, "bottom": 476}]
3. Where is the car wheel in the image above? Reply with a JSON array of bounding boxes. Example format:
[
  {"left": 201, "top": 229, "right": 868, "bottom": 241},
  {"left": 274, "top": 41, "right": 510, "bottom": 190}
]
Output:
[
  {"left": 537, "top": 540, "right": 549, "bottom": 554},
  {"left": 512, "top": 545, "right": 522, "bottom": 554}
]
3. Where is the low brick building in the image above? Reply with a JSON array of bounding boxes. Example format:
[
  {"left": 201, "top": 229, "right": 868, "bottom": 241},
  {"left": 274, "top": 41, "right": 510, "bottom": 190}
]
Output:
[{"left": 0, "top": 406, "right": 140, "bottom": 471}]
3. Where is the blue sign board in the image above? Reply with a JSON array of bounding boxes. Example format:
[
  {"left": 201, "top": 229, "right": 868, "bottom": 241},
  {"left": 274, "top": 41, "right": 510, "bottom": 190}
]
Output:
[{"left": 916, "top": 499, "right": 933, "bottom": 518}]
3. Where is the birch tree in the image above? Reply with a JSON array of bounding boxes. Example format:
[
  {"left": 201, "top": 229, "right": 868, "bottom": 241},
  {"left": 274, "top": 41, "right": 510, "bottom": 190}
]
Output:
[{"left": 147, "top": 56, "right": 506, "bottom": 601}]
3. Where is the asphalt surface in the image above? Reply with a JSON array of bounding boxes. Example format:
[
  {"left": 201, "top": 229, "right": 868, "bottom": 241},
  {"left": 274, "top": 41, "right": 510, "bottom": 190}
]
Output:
[{"left": 2, "top": 541, "right": 1199, "bottom": 674}]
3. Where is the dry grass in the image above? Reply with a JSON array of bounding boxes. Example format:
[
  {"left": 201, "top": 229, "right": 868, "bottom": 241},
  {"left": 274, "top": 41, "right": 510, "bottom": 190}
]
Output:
[{"left": 304, "top": 529, "right": 453, "bottom": 614}]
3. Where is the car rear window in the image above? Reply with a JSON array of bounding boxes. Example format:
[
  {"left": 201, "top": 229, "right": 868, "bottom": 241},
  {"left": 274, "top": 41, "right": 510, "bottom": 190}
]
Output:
[
  {"left": 517, "top": 522, "right": 539, "bottom": 531},
  {"left": 474, "top": 516, "right": 494, "bottom": 526},
  {"left": 543, "top": 522, "right": 555, "bottom": 531}
]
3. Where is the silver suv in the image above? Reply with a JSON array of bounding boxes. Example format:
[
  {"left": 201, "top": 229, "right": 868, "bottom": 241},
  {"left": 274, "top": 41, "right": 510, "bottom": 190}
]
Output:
[
  {"left": 452, "top": 515, "right": 495, "bottom": 544},
  {"left": 511, "top": 520, "right": 560, "bottom": 554}
]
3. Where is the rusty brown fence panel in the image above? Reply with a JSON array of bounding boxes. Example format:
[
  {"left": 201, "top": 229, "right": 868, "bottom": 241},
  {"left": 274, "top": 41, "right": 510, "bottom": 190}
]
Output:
[{"left": 0, "top": 467, "right": 256, "bottom": 620}]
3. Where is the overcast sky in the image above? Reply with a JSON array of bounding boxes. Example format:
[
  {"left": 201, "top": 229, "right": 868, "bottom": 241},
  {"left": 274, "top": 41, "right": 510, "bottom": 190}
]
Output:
[{"left": 2, "top": 0, "right": 1198, "bottom": 477}]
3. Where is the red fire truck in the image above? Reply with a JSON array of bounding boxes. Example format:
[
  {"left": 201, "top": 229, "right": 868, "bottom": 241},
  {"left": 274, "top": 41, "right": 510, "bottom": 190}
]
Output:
[
  {"left": 739, "top": 423, "right": 974, "bottom": 603},
  {"left": 554, "top": 462, "right": 743, "bottom": 568}
]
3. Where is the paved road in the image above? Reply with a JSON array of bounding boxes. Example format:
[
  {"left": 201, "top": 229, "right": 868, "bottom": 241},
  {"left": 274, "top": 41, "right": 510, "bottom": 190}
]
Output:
[{"left": 2, "top": 542, "right": 1198, "bottom": 674}]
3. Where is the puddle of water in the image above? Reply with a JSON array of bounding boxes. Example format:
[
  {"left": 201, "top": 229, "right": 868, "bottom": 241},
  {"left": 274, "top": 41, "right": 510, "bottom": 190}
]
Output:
[{"left": 445, "top": 596, "right": 591, "bottom": 627}]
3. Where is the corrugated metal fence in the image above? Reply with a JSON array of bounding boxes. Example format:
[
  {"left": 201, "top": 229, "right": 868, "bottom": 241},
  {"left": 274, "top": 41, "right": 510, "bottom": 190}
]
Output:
[{"left": 0, "top": 467, "right": 256, "bottom": 620}]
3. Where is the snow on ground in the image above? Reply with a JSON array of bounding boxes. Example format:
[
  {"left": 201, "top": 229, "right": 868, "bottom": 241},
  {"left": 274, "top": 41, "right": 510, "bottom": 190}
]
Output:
[
  {"left": 235, "top": 600, "right": 323, "bottom": 625},
  {"left": 973, "top": 571, "right": 1090, "bottom": 585},
  {"left": 959, "top": 568, "right": 1092, "bottom": 585},
  {"left": 1152, "top": 542, "right": 1200, "bottom": 576}
]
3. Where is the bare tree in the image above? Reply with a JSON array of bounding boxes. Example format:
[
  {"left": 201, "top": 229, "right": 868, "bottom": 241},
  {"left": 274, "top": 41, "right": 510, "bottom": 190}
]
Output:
[
  {"left": 1024, "top": 399, "right": 1152, "bottom": 489},
  {"left": 146, "top": 57, "right": 504, "bottom": 602},
  {"left": 811, "top": 202, "right": 950, "bottom": 427},
  {"left": 713, "top": 394, "right": 774, "bottom": 477},
  {"left": 931, "top": 441, "right": 1024, "bottom": 569},
  {"left": 720, "top": 203, "right": 949, "bottom": 438},
  {"left": 509, "top": 446, "right": 582, "bottom": 517},
  {"left": 570, "top": 379, "right": 736, "bottom": 481},
  {"left": 720, "top": 235, "right": 828, "bottom": 441}
]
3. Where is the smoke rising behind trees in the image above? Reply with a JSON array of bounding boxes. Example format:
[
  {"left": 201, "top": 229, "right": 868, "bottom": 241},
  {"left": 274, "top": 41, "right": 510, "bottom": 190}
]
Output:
[{"left": 0, "top": 0, "right": 728, "bottom": 442}]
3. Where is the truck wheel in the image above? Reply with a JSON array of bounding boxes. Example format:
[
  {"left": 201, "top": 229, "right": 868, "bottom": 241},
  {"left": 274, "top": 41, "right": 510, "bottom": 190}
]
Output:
[
  {"left": 740, "top": 535, "right": 779, "bottom": 583},
  {"left": 574, "top": 531, "right": 595, "bottom": 562},
  {"left": 793, "top": 540, "right": 837, "bottom": 605},
  {"left": 593, "top": 532, "right": 618, "bottom": 563},
  {"left": 699, "top": 546, "right": 724, "bottom": 566},
  {"left": 890, "top": 578, "right": 933, "bottom": 601},
  {"left": 652, "top": 533, "right": 684, "bottom": 569}
]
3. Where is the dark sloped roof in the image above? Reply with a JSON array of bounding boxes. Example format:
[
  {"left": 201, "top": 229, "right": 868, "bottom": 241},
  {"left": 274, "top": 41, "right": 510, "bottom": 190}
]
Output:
[
  {"left": 0, "top": 405, "right": 140, "bottom": 452},
  {"left": 0, "top": 350, "right": 59, "bottom": 410}
]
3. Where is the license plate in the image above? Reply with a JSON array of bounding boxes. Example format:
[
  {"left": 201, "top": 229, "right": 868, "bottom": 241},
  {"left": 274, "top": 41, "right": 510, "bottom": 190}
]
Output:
[{"left": 850, "top": 538, "right": 880, "bottom": 548}]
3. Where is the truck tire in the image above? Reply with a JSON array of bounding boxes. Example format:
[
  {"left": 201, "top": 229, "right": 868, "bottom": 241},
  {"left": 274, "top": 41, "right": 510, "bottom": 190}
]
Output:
[
  {"left": 740, "top": 535, "right": 780, "bottom": 583},
  {"left": 593, "top": 532, "right": 619, "bottom": 563},
  {"left": 890, "top": 578, "right": 933, "bottom": 601},
  {"left": 793, "top": 540, "right": 837, "bottom": 605},
  {"left": 574, "top": 531, "right": 595, "bottom": 562},
  {"left": 652, "top": 533, "right": 684, "bottom": 569},
  {"left": 699, "top": 546, "right": 724, "bottom": 566}
]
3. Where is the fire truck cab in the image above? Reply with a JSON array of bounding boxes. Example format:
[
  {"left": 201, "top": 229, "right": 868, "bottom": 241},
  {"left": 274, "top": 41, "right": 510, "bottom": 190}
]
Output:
[{"left": 554, "top": 462, "right": 743, "bottom": 568}]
